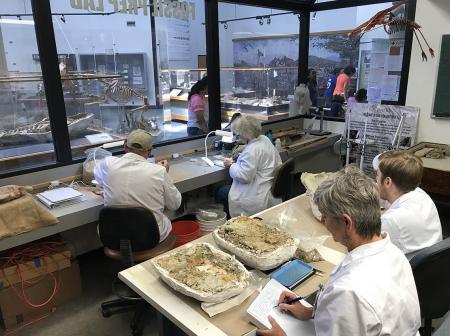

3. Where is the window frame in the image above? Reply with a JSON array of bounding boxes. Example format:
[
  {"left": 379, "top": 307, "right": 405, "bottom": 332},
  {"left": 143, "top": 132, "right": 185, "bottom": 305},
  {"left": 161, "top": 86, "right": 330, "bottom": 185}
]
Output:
[{"left": 0, "top": 0, "right": 417, "bottom": 178}]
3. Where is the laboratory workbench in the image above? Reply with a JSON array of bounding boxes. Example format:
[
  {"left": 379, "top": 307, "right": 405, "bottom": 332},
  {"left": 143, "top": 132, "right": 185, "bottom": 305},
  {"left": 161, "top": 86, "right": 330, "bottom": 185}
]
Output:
[
  {"left": 119, "top": 194, "right": 346, "bottom": 336},
  {"left": 0, "top": 133, "right": 341, "bottom": 253},
  {"left": 0, "top": 153, "right": 228, "bottom": 252}
]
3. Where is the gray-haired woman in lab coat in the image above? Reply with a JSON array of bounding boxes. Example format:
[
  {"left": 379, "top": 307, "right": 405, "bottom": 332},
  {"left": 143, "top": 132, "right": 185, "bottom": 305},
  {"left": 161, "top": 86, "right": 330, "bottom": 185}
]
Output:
[{"left": 223, "top": 115, "right": 282, "bottom": 217}]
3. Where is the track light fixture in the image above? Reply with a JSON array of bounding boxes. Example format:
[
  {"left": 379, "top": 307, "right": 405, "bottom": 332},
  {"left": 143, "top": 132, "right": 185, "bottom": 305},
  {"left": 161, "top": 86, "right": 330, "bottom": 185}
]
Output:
[
  {"left": 60, "top": 14, "right": 66, "bottom": 23},
  {"left": 223, "top": 21, "right": 228, "bottom": 29},
  {"left": 266, "top": 16, "right": 271, "bottom": 25},
  {"left": 258, "top": 17, "right": 263, "bottom": 25}
]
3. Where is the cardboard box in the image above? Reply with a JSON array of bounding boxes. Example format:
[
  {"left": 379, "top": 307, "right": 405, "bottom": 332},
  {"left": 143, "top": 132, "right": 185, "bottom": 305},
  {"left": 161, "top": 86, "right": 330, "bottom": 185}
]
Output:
[
  {"left": 0, "top": 262, "right": 82, "bottom": 331},
  {"left": 0, "top": 250, "right": 71, "bottom": 289}
]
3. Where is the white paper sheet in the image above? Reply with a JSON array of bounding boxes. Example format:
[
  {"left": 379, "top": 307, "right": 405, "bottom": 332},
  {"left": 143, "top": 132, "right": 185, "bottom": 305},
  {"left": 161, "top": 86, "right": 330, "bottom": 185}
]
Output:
[
  {"left": 372, "top": 38, "right": 390, "bottom": 53},
  {"left": 170, "top": 89, "right": 182, "bottom": 97},
  {"left": 368, "top": 68, "right": 385, "bottom": 84},
  {"left": 371, "top": 53, "right": 388, "bottom": 68},
  {"left": 247, "top": 279, "right": 316, "bottom": 335},
  {"left": 85, "top": 133, "right": 114, "bottom": 144},
  {"left": 387, "top": 54, "right": 403, "bottom": 72},
  {"left": 381, "top": 75, "right": 399, "bottom": 100}
]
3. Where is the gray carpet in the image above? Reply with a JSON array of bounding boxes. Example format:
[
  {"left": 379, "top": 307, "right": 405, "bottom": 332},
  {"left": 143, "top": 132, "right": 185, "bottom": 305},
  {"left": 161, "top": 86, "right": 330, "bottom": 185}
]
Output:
[{"left": 11, "top": 249, "right": 158, "bottom": 336}]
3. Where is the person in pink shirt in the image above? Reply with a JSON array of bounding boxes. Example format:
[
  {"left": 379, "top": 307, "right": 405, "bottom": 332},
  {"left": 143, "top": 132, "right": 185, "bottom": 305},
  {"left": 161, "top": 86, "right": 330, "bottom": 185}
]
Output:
[{"left": 187, "top": 76, "right": 208, "bottom": 136}]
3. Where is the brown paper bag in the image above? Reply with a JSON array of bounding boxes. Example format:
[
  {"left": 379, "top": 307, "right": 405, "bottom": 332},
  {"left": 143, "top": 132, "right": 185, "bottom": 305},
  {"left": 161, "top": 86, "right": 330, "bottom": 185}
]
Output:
[{"left": 0, "top": 195, "right": 59, "bottom": 239}]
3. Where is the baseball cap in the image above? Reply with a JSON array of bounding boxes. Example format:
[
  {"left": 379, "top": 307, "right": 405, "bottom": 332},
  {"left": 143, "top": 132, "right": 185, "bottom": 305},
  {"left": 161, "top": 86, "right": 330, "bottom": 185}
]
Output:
[{"left": 126, "top": 129, "right": 152, "bottom": 151}]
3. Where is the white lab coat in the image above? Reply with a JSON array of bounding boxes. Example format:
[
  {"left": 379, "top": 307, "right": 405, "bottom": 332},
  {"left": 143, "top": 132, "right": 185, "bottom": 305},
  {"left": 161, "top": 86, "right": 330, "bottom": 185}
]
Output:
[
  {"left": 94, "top": 153, "right": 182, "bottom": 242},
  {"left": 382, "top": 187, "right": 442, "bottom": 259},
  {"left": 315, "top": 234, "right": 421, "bottom": 336},
  {"left": 228, "top": 135, "right": 282, "bottom": 217}
]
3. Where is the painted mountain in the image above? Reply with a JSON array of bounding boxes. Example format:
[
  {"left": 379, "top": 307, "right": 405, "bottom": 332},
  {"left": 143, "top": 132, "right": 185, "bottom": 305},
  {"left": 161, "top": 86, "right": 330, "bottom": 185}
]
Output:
[{"left": 232, "top": 32, "right": 359, "bottom": 96}]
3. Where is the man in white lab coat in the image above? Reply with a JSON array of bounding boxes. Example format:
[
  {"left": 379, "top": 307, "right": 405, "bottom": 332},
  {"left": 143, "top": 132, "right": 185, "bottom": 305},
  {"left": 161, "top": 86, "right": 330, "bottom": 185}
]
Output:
[
  {"left": 257, "top": 165, "right": 421, "bottom": 336},
  {"left": 375, "top": 150, "right": 442, "bottom": 259},
  {"left": 94, "top": 129, "right": 182, "bottom": 242},
  {"left": 223, "top": 115, "right": 282, "bottom": 217}
]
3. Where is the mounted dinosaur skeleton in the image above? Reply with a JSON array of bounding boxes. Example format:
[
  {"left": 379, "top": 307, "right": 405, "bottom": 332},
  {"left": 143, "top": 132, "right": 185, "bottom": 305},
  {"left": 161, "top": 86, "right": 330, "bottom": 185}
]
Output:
[
  {"left": 89, "top": 78, "right": 158, "bottom": 133},
  {"left": 348, "top": 1, "right": 434, "bottom": 61}
]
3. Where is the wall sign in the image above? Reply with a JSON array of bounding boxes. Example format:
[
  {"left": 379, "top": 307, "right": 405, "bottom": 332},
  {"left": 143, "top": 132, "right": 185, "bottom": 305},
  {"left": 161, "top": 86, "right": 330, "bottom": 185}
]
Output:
[
  {"left": 346, "top": 103, "right": 419, "bottom": 176},
  {"left": 153, "top": 0, "right": 195, "bottom": 21},
  {"left": 69, "top": 0, "right": 196, "bottom": 21}
]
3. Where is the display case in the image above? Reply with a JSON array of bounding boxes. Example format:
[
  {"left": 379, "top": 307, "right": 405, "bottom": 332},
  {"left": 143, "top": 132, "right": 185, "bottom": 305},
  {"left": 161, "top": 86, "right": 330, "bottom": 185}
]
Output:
[
  {"left": 220, "top": 67, "right": 297, "bottom": 122},
  {"left": 0, "top": 70, "right": 165, "bottom": 152},
  {"left": 160, "top": 67, "right": 295, "bottom": 123},
  {"left": 160, "top": 68, "right": 207, "bottom": 122},
  {"left": 0, "top": 74, "right": 98, "bottom": 146}
]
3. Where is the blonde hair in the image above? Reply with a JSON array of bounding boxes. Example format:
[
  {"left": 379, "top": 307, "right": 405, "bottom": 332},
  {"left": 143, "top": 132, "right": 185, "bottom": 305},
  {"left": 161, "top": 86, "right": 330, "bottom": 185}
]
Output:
[
  {"left": 378, "top": 150, "right": 423, "bottom": 193},
  {"left": 231, "top": 115, "right": 261, "bottom": 140}
]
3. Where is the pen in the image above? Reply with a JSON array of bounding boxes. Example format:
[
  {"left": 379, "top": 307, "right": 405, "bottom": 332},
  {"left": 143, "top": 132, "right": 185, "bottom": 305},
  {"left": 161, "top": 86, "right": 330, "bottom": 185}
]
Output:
[{"left": 274, "top": 296, "right": 302, "bottom": 308}]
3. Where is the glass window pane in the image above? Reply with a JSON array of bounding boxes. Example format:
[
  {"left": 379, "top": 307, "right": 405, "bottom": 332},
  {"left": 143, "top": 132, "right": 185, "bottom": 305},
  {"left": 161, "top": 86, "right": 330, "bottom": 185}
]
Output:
[
  {"left": 310, "top": 2, "right": 407, "bottom": 118},
  {"left": 50, "top": 0, "right": 206, "bottom": 158},
  {"left": 219, "top": 3, "right": 299, "bottom": 127},
  {"left": 155, "top": 1, "right": 207, "bottom": 138},
  {"left": 0, "top": 2, "right": 56, "bottom": 174}
]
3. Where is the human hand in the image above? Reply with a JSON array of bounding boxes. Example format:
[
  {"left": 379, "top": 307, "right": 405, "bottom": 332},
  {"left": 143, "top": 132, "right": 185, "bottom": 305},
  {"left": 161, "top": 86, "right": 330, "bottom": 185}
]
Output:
[
  {"left": 223, "top": 158, "right": 233, "bottom": 167},
  {"left": 256, "top": 316, "right": 286, "bottom": 336},
  {"left": 158, "top": 160, "right": 169, "bottom": 172},
  {"left": 278, "top": 291, "right": 313, "bottom": 321}
]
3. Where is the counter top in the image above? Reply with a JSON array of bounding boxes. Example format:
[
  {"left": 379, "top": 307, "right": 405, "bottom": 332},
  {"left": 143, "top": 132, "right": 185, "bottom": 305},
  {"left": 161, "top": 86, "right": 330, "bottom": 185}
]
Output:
[
  {"left": 119, "top": 194, "right": 346, "bottom": 336},
  {"left": 0, "top": 153, "right": 229, "bottom": 252}
]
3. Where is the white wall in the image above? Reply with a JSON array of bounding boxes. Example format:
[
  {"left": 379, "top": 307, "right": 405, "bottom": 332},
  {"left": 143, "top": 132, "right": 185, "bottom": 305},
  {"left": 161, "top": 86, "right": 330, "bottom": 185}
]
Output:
[{"left": 406, "top": 0, "right": 450, "bottom": 143}]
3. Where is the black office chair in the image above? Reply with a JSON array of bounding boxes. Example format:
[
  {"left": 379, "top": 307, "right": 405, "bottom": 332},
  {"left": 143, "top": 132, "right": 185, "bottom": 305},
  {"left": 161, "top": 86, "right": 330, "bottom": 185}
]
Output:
[
  {"left": 98, "top": 206, "right": 176, "bottom": 336},
  {"left": 271, "top": 158, "right": 295, "bottom": 202},
  {"left": 410, "top": 238, "right": 450, "bottom": 336}
]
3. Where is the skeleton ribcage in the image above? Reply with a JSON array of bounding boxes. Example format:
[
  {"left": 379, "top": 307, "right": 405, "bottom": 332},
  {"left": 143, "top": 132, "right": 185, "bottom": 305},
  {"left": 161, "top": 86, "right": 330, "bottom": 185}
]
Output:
[{"left": 105, "top": 81, "right": 145, "bottom": 104}]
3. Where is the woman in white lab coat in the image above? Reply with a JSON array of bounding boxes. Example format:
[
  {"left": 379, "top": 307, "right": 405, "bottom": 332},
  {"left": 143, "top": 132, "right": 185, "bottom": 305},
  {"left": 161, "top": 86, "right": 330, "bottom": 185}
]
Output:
[
  {"left": 256, "top": 166, "right": 421, "bottom": 336},
  {"left": 223, "top": 115, "right": 282, "bottom": 217}
]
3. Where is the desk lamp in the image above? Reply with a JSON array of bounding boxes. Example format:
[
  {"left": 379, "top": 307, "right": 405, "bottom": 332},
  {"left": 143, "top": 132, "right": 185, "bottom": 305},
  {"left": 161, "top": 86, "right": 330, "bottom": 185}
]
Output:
[
  {"left": 202, "top": 130, "right": 233, "bottom": 166},
  {"left": 309, "top": 107, "right": 331, "bottom": 136}
]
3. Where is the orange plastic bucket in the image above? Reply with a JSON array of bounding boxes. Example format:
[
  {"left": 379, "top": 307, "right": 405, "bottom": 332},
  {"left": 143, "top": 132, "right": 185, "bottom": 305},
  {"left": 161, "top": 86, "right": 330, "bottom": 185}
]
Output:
[{"left": 171, "top": 220, "right": 200, "bottom": 247}]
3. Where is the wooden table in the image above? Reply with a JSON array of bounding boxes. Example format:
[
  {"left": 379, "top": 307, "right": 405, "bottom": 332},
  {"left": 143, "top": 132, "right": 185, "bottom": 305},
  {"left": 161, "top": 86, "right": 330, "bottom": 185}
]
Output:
[{"left": 119, "top": 194, "right": 346, "bottom": 336}]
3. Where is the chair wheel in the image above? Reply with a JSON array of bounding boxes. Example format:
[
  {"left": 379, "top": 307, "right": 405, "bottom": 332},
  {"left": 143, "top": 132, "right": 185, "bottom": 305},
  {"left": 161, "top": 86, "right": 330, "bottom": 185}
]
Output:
[{"left": 102, "top": 309, "right": 112, "bottom": 318}]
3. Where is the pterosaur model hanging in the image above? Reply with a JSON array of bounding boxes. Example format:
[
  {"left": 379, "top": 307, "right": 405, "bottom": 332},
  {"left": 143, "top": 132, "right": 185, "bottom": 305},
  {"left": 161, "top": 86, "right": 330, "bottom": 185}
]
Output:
[{"left": 348, "top": 1, "right": 434, "bottom": 61}]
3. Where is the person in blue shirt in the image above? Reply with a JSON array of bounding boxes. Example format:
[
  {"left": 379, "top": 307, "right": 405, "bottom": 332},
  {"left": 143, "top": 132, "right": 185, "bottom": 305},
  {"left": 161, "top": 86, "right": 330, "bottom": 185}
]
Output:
[{"left": 324, "top": 68, "right": 341, "bottom": 107}]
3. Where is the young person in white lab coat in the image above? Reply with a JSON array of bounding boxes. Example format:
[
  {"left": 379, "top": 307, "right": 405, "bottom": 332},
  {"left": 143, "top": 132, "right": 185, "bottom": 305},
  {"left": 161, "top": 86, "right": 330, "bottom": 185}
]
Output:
[
  {"left": 94, "top": 129, "right": 182, "bottom": 242},
  {"left": 257, "top": 165, "right": 421, "bottom": 336},
  {"left": 223, "top": 115, "right": 282, "bottom": 217},
  {"left": 375, "top": 150, "right": 442, "bottom": 259}
]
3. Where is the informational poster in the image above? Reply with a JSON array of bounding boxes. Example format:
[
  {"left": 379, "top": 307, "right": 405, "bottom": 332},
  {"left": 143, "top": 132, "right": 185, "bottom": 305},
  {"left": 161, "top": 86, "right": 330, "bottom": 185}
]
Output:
[
  {"left": 368, "top": 39, "right": 389, "bottom": 103},
  {"left": 367, "top": 38, "right": 403, "bottom": 103},
  {"left": 346, "top": 103, "right": 419, "bottom": 176},
  {"left": 167, "top": 19, "right": 191, "bottom": 62},
  {"left": 358, "top": 50, "right": 371, "bottom": 90}
]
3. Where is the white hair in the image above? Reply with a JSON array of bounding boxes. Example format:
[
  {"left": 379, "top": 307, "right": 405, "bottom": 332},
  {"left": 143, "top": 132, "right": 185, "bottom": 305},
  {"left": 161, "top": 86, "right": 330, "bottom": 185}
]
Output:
[
  {"left": 231, "top": 115, "right": 261, "bottom": 140},
  {"left": 313, "top": 165, "right": 381, "bottom": 239}
]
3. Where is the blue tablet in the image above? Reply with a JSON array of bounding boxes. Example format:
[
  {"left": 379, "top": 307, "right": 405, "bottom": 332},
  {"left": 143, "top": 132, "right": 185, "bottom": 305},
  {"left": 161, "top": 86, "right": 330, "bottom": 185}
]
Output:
[{"left": 271, "top": 259, "right": 315, "bottom": 289}]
